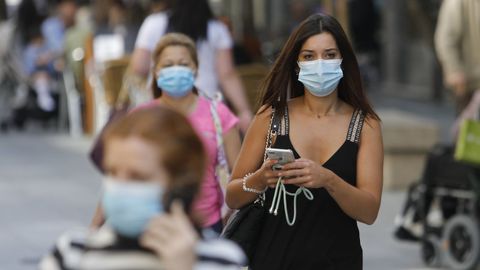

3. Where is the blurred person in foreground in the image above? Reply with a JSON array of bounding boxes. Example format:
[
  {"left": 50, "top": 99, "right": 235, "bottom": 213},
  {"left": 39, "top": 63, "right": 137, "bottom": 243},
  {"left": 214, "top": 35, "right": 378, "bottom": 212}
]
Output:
[
  {"left": 435, "top": 0, "right": 480, "bottom": 112},
  {"left": 39, "top": 106, "right": 246, "bottom": 270},
  {"left": 91, "top": 33, "right": 241, "bottom": 234},
  {"left": 130, "top": 0, "right": 252, "bottom": 133}
]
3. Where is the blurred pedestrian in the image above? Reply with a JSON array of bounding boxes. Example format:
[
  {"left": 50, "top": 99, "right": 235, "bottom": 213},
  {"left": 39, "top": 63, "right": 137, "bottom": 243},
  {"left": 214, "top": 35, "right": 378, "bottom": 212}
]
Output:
[
  {"left": 41, "top": 0, "right": 77, "bottom": 58},
  {"left": 91, "top": 33, "right": 241, "bottom": 234},
  {"left": 22, "top": 27, "right": 57, "bottom": 113},
  {"left": 16, "top": 0, "right": 46, "bottom": 47},
  {"left": 217, "top": 16, "right": 253, "bottom": 66},
  {"left": 2, "top": 0, "right": 46, "bottom": 129},
  {"left": 288, "top": 0, "right": 309, "bottom": 32},
  {"left": 435, "top": 0, "right": 480, "bottom": 112},
  {"left": 226, "top": 14, "right": 383, "bottom": 269},
  {"left": 94, "top": 0, "right": 139, "bottom": 53},
  {"left": 17, "top": 0, "right": 78, "bottom": 117},
  {"left": 39, "top": 106, "right": 245, "bottom": 270},
  {"left": 0, "top": 0, "right": 28, "bottom": 131},
  {"left": 348, "top": 0, "right": 380, "bottom": 89},
  {"left": 130, "top": 0, "right": 253, "bottom": 133}
]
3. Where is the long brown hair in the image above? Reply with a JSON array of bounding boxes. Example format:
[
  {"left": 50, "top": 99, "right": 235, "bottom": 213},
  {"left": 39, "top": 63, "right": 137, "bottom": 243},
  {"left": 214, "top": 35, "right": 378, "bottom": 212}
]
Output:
[{"left": 259, "top": 14, "right": 379, "bottom": 120}]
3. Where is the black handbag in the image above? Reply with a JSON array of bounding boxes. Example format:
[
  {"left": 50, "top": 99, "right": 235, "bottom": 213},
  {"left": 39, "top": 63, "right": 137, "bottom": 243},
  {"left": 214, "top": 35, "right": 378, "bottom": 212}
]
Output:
[
  {"left": 221, "top": 196, "right": 265, "bottom": 263},
  {"left": 221, "top": 108, "right": 279, "bottom": 264}
]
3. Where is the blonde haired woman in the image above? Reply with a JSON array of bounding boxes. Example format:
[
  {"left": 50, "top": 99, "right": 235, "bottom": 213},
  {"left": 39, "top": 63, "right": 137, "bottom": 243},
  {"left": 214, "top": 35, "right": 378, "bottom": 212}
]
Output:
[{"left": 91, "top": 33, "right": 241, "bottom": 233}]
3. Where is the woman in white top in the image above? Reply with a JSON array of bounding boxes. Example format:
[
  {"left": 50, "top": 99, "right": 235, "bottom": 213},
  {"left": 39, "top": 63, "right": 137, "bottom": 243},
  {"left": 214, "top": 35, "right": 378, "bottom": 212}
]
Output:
[{"left": 131, "top": 0, "right": 253, "bottom": 132}]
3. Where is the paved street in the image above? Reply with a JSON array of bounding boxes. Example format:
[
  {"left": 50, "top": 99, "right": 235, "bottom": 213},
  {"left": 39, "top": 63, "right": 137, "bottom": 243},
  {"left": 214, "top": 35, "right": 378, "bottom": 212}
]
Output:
[
  {"left": 0, "top": 130, "right": 439, "bottom": 270},
  {"left": 0, "top": 132, "right": 101, "bottom": 270}
]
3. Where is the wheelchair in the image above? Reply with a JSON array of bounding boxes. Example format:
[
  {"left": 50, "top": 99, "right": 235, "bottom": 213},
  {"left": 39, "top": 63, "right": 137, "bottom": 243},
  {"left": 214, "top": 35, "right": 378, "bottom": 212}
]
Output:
[{"left": 395, "top": 145, "right": 480, "bottom": 270}]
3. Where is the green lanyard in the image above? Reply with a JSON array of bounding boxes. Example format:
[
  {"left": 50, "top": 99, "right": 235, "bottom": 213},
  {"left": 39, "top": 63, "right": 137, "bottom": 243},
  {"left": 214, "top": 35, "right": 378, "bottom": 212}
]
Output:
[{"left": 269, "top": 176, "right": 314, "bottom": 226}]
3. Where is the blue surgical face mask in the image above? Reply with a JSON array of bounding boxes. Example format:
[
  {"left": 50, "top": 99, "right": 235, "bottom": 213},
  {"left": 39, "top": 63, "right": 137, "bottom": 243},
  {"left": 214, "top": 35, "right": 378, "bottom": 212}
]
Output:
[
  {"left": 102, "top": 177, "right": 164, "bottom": 238},
  {"left": 156, "top": 66, "right": 195, "bottom": 98},
  {"left": 297, "top": 59, "right": 343, "bottom": 97}
]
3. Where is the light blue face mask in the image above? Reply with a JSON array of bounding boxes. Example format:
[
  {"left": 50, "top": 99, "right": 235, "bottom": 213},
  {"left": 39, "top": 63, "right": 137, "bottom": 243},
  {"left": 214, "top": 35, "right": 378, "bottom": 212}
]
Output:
[
  {"left": 297, "top": 59, "right": 343, "bottom": 97},
  {"left": 156, "top": 66, "right": 195, "bottom": 98},
  {"left": 102, "top": 177, "right": 164, "bottom": 238}
]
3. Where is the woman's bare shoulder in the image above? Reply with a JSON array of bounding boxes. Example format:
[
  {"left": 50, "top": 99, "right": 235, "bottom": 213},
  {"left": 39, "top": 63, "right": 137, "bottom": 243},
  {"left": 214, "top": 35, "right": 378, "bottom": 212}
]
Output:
[
  {"left": 254, "top": 105, "right": 274, "bottom": 122},
  {"left": 361, "top": 115, "right": 382, "bottom": 142},
  {"left": 363, "top": 114, "right": 381, "bottom": 129}
]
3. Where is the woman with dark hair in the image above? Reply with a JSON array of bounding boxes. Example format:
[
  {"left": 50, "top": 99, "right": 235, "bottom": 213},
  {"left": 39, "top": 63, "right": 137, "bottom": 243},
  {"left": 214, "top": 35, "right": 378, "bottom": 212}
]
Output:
[
  {"left": 225, "top": 14, "right": 383, "bottom": 269},
  {"left": 130, "top": 0, "right": 252, "bottom": 133}
]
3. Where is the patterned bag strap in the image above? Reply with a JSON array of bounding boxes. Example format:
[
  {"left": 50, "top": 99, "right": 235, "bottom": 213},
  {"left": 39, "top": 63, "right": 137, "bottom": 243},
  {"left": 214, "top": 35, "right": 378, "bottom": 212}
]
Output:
[
  {"left": 248, "top": 107, "right": 277, "bottom": 204},
  {"left": 209, "top": 94, "right": 229, "bottom": 171},
  {"left": 281, "top": 106, "right": 290, "bottom": 135},
  {"left": 346, "top": 109, "right": 365, "bottom": 143},
  {"left": 210, "top": 95, "right": 234, "bottom": 218},
  {"left": 264, "top": 107, "right": 279, "bottom": 161}
]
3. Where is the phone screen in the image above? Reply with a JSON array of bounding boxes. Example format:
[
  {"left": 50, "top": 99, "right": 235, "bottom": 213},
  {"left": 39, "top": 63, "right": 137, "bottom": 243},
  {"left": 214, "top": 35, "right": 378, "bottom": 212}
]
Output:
[{"left": 266, "top": 148, "right": 295, "bottom": 166}]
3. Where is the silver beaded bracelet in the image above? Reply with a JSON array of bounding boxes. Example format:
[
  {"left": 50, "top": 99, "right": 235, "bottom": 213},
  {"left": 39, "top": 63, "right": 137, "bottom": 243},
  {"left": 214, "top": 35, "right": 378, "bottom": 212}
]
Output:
[{"left": 242, "top": 173, "right": 267, "bottom": 194}]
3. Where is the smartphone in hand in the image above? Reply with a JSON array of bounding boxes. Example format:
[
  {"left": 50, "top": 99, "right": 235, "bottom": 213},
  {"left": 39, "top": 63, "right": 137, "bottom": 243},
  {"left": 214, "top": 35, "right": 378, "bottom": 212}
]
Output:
[{"left": 266, "top": 148, "right": 295, "bottom": 170}]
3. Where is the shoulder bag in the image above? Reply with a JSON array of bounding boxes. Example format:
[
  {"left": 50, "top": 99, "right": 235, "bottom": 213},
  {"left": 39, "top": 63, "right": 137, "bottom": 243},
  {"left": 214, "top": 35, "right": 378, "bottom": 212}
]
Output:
[{"left": 221, "top": 107, "right": 278, "bottom": 265}]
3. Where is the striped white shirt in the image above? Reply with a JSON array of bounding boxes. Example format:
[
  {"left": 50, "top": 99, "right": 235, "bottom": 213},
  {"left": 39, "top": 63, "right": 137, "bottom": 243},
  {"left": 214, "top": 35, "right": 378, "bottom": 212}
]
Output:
[{"left": 39, "top": 226, "right": 246, "bottom": 270}]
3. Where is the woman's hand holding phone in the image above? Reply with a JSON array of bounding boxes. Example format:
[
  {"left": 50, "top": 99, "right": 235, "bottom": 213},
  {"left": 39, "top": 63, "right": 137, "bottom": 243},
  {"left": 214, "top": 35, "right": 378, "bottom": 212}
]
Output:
[
  {"left": 256, "top": 159, "right": 282, "bottom": 189},
  {"left": 264, "top": 148, "right": 334, "bottom": 189},
  {"left": 264, "top": 148, "right": 295, "bottom": 187},
  {"left": 279, "top": 158, "right": 334, "bottom": 189}
]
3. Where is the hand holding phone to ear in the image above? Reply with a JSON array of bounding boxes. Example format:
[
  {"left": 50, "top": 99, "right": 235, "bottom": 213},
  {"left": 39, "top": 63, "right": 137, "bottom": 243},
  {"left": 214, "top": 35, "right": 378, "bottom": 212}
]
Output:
[{"left": 140, "top": 201, "right": 199, "bottom": 270}]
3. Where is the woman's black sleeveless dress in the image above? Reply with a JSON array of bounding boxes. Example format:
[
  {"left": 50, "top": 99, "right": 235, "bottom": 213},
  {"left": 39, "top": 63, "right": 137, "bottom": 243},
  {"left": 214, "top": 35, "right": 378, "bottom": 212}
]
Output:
[{"left": 251, "top": 108, "right": 366, "bottom": 270}]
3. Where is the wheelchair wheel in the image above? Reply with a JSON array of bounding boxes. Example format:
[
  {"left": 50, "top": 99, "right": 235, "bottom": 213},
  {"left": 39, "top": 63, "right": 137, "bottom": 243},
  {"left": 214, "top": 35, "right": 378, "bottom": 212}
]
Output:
[
  {"left": 442, "top": 215, "right": 480, "bottom": 270},
  {"left": 421, "top": 234, "right": 443, "bottom": 267}
]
